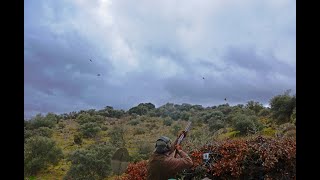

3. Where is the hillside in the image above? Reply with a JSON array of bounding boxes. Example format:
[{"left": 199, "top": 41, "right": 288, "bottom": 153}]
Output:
[{"left": 24, "top": 91, "right": 296, "bottom": 180}]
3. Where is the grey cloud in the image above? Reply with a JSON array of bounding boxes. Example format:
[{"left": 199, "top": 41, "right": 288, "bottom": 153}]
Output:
[
  {"left": 164, "top": 46, "right": 295, "bottom": 105},
  {"left": 24, "top": 0, "right": 296, "bottom": 119}
]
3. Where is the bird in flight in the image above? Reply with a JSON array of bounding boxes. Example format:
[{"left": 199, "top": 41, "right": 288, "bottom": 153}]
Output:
[
  {"left": 224, "top": 98, "right": 227, "bottom": 101},
  {"left": 90, "top": 59, "right": 92, "bottom": 62},
  {"left": 202, "top": 77, "right": 205, "bottom": 80},
  {"left": 97, "top": 74, "right": 101, "bottom": 76}
]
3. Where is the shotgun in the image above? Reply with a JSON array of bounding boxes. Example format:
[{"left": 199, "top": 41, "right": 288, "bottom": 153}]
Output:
[{"left": 170, "top": 121, "right": 192, "bottom": 156}]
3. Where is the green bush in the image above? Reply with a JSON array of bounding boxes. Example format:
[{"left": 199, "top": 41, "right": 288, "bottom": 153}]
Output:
[
  {"left": 163, "top": 118, "right": 173, "bottom": 126},
  {"left": 73, "top": 134, "right": 83, "bottom": 145},
  {"left": 219, "top": 130, "right": 240, "bottom": 139},
  {"left": 107, "top": 126, "right": 125, "bottom": 148},
  {"left": 200, "top": 110, "right": 225, "bottom": 124},
  {"left": 232, "top": 113, "right": 263, "bottom": 135},
  {"left": 76, "top": 113, "right": 94, "bottom": 125},
  {"left": 80, "top": 122, "right": 101, "bottom": 138},
  {"left": 262, "top": 127, "right": 276, "bottom": 136},
  {"left": 24, "top": 127, "right": 53, "bottom": 140},
  {"left": 58, "top": 122, "right": 66, "bottom": 129},
  {"left": 146, "top": 123, "right": 158, "bottom": 130},
  {"left": 64, "top": 144, "right": 116, "bottom": 180},
  {"left": 101, "top": 125, "right": 109, "bottom": 131},
  {"left": 128, "top": 103, "right": 155, "bottom": 115},
  {"left": 269, "top": 91, "right": 296, "bottom": 123},
  {"left": 208, "top": 119, "right": 225, "bottom": 132},
  {"left": 133, "top": 128, "right": 146, "bottom": 135},
  {"left": 258, "top": 108, "right": 271, "bottom": 117},
  {"left": 24, "top": 136, "right": 63, "bottom": 176},
  {"left": 134, "top": 141, "right": 154, "bottom": 161},
  {"left": 128, "top": 119, "right": 141, "bottom": 126},
  {"left": 28, "top": 114, "right": 56, "bottom": 129},
  {"left": 171, "top": 124, "right": 182, "bottom": 136},
  {"left": 234, "top": 119, "right": 254, "bottom": 135}
]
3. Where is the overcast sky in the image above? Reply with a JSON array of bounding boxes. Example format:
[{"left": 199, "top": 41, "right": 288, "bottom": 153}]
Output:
[{"left": 24, "top": 0, "right": 296, "bottom": 119}]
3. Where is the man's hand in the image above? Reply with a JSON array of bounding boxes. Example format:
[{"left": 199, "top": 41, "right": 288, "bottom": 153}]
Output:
[
  {"left": 175, "top": 144, "right": 182, "bottom": 151},
  {"left": 177, "top": 130, "right": 187, "bottom": 138}
]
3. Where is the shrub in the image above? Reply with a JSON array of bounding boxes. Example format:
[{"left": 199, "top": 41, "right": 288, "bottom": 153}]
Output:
[
  {"left": 108, "top": 126, "right": 125, "bottom": 148},
  {"left": 101, "top": 125, "right": 109, "bottom": 131},
  {"left": 218, "top": 130, "right": 240, "bottom": 139},
  {"left": 138, "top": 142, "right": 153, "bottom": 155},
  {"left": 276, "top": 123, "right": 296, "bottom": 138},
  {"left": 64, "top": 144, "right": 116, "bottom": 180},
  {"left": 258, "top": 108, "right": 271, "bottom": 117},
  {"left": 133, "top": 128, "right": 146, "bottom": 135},
  {"left": 73, "top": 134, "right": 83, "bottom": 145},
  {"left": 80, "top": 122, "right": 101, "bottom": 138},
  {"left": 290, "top": 107, "right": 296, "bottom": 125},
  {"left": 208, "top": 120, "right": 225, "bottom": 132},
  {"left": 119, "top": 136, "right": 296, "bottom": 180},
  {"left": 128, "top": 119, "right": 141, "bottom": 126},
  {"left": 24, "top": 127, "right": 53, "bottom": 140},
  {"left": 171, "top": 124, "right": 182, "bottom": 136},
  {"left": 119, "top": 160, "right": 148, "bottom": 180},
  {"left": 28, "top": 114, "right": 56, "bottom": 129},
  {"left": 269, "top": 91, "right": 296, "bottom": 123},
  {"left": 163, "top": 118, "right": 173, "bottom": 126},
  {"left": 58, "top": 122, "right": 66, "bottom": 129},
  {"left": 128, "top": 103, "right": 155, "bottom": 115},
  {"left": 76, "top": 113, "right": 94, "bottom": 125},
  {"left": 232, "top": 114, "right": 262, "bottom": 135},
  {"left": 234, "top": 118, "right": 256, "bottom": 135},
  {"left": 185, "top": 136, "right": 296, "bottom": 179},
  {"left": 146, "top": 123, "right": 158, "bottom": 130},
  {"left": 262, "top": 127, "right": 276, "bottom": 136},
  {"left": 24, "top": 136, "right": 63, "bottom": 176}
]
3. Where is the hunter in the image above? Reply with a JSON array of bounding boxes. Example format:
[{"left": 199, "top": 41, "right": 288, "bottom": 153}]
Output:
[{"left": 147, "top": 132, "right": 193, "bottom": 180}]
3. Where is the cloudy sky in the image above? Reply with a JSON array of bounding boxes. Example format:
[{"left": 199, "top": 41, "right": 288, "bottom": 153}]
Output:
[{"left": 24, "top": 0, "right": 296, "bottom": 119}]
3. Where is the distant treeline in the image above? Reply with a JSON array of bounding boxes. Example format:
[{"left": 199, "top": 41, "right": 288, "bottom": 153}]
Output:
[{"left": 26, "top": 90, "right": 296, "bottom": 126}]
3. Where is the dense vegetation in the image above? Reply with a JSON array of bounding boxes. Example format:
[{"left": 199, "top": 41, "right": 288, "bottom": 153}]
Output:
[{"left": 24, "top": 90, "right": 296, "bottom": 179}]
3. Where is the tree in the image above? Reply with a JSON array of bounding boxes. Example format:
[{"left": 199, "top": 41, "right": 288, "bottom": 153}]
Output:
[
  {"left": 233, "top": 114, "right": 262, "bottom": 135},
  {"left": 64, "top": 144, "right": 116, "bottom": 180},
  {"left": 258, "top": 108, "right": 271, "bottom": 117},
  {"left": 200, "top": 110, "right": 225, "bottom": 124},
  {"left": 269, "top": 91, "right": 296, "bottom": 124},
  {"left": 98, "top": 106, "right": 125, "bottom": 118},
  {"left": 209, "top": 120, "right": 225, "bottom": 132},
  {"left": 25, "top": 127, "right": 53, "bottom": 141},
  {"left": 245, "top": 101, "right": 264, "bottom": 115},
  {"left": 24, "top": 136, "right": 63, "bottom": 176},
  {"left": 28, "top": 113, "right": 55, "bottom": 129},
  {"left": 128, "top": 103, "right": 155, "bottom": 116},
  {"left": 216, "top": 104, "right": 232, "bottom": 115}
]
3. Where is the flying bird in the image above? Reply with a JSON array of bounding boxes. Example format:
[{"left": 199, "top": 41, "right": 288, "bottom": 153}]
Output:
[
  {"left": 90, "top": 59, "right": 92, "bottom": 62},
  {"left": 224, "top": 98, "right": 227, "bottom": 101},
  {"left": 202, "top": 77, "right": 205, "bottom": 80},
  {"left": 97, "top": 74, "right": 101, "bottom": 76}
]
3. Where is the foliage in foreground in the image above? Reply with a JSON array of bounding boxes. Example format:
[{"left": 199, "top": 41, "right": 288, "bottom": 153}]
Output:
[{"left": 119, "top": 136, "right": 296, "bottom": 180}]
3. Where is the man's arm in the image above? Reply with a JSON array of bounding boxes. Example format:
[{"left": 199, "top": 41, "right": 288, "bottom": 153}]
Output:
[{"left": 166, "top": 149, "right": 193, "bottom": 173}]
